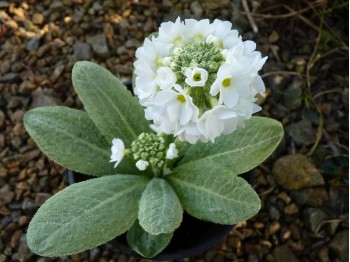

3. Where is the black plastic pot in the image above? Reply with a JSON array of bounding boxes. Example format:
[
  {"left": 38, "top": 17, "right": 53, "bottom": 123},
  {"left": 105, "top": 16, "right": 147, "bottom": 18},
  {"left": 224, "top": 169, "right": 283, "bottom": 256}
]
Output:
[{"left": 66, "top": 170, "right": 235, "bottom": 260}]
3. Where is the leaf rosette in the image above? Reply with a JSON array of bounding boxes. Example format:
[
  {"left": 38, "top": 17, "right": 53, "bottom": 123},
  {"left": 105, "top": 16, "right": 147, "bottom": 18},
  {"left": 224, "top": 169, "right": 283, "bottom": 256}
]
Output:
[{"left": 23, "top": 18, "right": 284, "bottom": 259}]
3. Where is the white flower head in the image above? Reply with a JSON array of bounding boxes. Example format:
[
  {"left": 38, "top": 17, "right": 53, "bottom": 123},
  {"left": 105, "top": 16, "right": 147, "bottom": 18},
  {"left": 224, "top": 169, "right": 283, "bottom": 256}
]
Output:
[
  {"left": 134, "top": 17, "right": 267, "bottom": 143},
  {"left": 109, "top": 138, "right": 125, "bottom": 168},
  {"left": 155, "top": 67, "right": 177, "bottom": 90},
  {"left": 136, "top": 160, "right": 149, "bottom": 171},
  {"left": 166, "top": 143, "right": 179, "bottom": 159},
  {"left": 185, "top": 67, "right": 208, "bottom": 87}
]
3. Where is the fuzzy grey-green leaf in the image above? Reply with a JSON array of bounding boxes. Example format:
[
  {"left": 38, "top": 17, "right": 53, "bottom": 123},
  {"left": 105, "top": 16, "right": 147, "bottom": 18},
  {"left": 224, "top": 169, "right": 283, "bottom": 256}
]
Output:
[
  {"left": 179, "top": 116, "right": 283, "bottom": 175},
  {"left": 167, "top": 165, "right": 261, "bottom": 224},
  {"left": 138, "top": 178, "right": 183, "bottom": 235},
  {"left": 24, "top": 106, "right": 136, "bottom": 176},
  {"left": 127, "top": 220, "right": 173, "bottom": 258},
  {"left": 72, "top": 61, "right": 151, "bottom": 146},
  {"left": 27, "top": 175, "right": 149, "bottom": 256}
]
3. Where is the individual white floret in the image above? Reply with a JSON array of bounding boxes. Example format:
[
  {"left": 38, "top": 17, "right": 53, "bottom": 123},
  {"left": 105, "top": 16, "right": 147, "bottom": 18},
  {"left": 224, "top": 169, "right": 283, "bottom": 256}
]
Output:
[{"left": 109, "top": 138, "right": 125, "bottom": 168}]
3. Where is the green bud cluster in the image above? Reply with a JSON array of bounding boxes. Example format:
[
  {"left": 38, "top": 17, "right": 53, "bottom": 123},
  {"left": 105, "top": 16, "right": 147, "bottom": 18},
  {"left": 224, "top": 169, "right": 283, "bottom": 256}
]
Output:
[
  {"left": 170, "top": 42, "right": 225, "bottom": 111},
  {"left": 130, "top": 133, "right": 167, "bottom": 168}
]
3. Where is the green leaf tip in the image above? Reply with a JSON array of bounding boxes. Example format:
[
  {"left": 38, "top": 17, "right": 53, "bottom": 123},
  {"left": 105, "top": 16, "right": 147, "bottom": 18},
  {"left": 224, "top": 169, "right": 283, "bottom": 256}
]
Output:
[
  {"left": 138, "top": 177, "right": 183, "bottom": 235},
  {"left": 127, "top": 220, "right": 173, "bottom": 258}
]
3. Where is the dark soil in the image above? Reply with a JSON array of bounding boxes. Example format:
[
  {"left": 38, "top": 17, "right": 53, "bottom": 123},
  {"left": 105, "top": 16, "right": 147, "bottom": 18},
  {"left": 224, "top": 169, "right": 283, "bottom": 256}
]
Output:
[{"left": 0, "top": 0, "right": 348, "bottom": 262}]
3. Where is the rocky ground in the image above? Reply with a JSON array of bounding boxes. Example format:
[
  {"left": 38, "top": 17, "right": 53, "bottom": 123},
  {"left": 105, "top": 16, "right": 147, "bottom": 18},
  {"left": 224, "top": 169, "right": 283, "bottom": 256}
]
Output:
[{"left": 0, "top": 0, "right": 348, "bottom": 261}]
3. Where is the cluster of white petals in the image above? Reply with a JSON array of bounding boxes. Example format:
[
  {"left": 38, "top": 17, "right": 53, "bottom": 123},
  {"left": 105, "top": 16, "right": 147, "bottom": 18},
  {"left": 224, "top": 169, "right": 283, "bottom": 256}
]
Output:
[
  {"left": 134, "top": 18, "right": 267, "bottom": 143},
  {"left": 109, "top": 138, "right": 125, "bottom": 168}
]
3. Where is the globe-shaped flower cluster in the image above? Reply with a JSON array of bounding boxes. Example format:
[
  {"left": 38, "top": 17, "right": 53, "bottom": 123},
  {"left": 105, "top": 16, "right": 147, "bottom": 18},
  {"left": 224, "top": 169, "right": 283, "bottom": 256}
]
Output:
[{"left": 134, "top": 18, "right": 267, "bottom": 143}]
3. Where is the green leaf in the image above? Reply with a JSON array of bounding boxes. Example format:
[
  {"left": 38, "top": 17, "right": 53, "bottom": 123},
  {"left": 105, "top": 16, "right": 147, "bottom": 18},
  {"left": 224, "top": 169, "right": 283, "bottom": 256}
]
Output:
[
  {"left": 24, "top": 106, "right": 137, "bottom": 176},
  {"left": 127, "top": 220, "right": 173, "bottom": 258},
  {"left": 138, "top": 178, "right": 183, "bottom": 235},
  {"left": 167, "top": 165, "right": 261, "bottom": 225},
  {"left": 178, "top": 116, "right": 283, "bottom": 175},
  {"left": 72, "top": 61, "right": 151, "bottom": 146},
  {"left": 27, "top": 175, "right": 149, "bottom": 256}
]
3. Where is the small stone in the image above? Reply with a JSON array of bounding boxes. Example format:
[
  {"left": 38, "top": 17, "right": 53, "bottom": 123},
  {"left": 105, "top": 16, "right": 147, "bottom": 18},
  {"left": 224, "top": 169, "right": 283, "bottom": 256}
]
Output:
[
  {"left": 117, "top": 254, "right": 127, "bottom": 262},
  {"left": 286, "top": 119, "right": 315, "bottom": 146},
  {"left": 190, "top": 1, "right": 203, "bottom": 17},
  {"left": 0, "top": 60, "right": 10, "bottom": 74},
  {"left": 277, "top": 192, "right": 291, "bottom": 204},
  {"left": 26, "top": 37, "right": 40, "bottom": 51},
  {"left": 50, "top": 0, "right": 64, "bottom": 11},
  {"left": 273, "top": 154, "right": 325, "bottom": 190},
  {"left": 0, "top": 185, "right": 15, "bottom": 204},
  {"left": 21, "top": 198, "right": 38, "bottom": 215},
  {"left": 269, "top": 205, "right": 281, "bottom": 220},
  {"left": 267, "top": 221, "right": 281, "bottom": 235},
  {"left": 273, "top": 245, "right": 298, "bottom": 262},
  {"left": 125, "top": 39, "right": 139, "bottom": 48},
  {"left": 290, "top": 187, "right": 329, "bottom": 207},
  {"left": 50, "top": 64, "right": 65, "bottom": 82},
  {"left": 11, "top": 229, "right": 22, "bottom": 248},
  {"left": 303, "top": 208, "right": 328, "bottom": 233},
  {"left": 1, "top": 72, "right": 19, "bottom": 83},
  {"left": 31, "top": 87, "right": 60, "bottom": 108},
  {"left": 329, "top": 230, "right": 349, "bottom": 261},
  {"left": 284, "top": 203, "right": 299, "bottom": 215},
  {"left": 283, "top": 78, "right": 303, "bottom": 110},
  {"left": 87, "top": 34, "right": 110, "bottom": 58},
  {"left": 19, "top": 80, "right": 36, "bottom": 93},
  {"left": 32, "top": 13, "right": 44, "bottom": 25},
  {"left": 74, "top": 41, "right": 92, "bottom": 59},
  {"left": 7, "top": 97, "right": 22, "bottom": 109},
  {"left": 35, "top": 193, "right": 52, "bottom": 206},
  {"left": 0, "top": 110, "right": 5, "bottom": 128},
  {"left": 116, "top": 46, "right": 127, "bottom": 55}
]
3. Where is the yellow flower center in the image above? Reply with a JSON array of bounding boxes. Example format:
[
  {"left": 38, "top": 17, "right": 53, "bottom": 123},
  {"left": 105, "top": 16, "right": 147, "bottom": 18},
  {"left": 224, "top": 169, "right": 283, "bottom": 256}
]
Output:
[
  {"left": 222, "top": 78, "right": 231, "bottom": 88},
  {"left": 193, "top": 72, "right": 202, "bottom": 82},
  {"left": 177, "top": 94, "right": 186, "bottom": 103}
]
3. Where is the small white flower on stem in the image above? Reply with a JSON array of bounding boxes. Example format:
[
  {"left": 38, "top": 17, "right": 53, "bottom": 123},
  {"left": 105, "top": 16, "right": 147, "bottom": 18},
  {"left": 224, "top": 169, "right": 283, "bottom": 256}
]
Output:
[
  {"left": 136, "top": 160, "right": 149, "bottom": 171},
  {"left": 185, "top": 67, "right": 208, "bottom": 87},
  {"left": 166, "top": 143, "right": 178, "bottom": 159},
  {"left": 110, "top": 138, "right": 125, "bottom": 168}
]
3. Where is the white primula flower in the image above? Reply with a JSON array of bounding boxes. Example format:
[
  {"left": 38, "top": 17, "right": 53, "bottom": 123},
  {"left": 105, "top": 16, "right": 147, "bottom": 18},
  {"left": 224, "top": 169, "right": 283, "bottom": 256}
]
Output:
[
  {"left": 208, "top": 19, "right": 240, "bottom": 49},
  {"left": 136, "top": 160, "right": 149, "bottom": 171},
  {"left": 158, "top": 17, "right": 184, "bottom": 47},
  {"left": 109, "top": 138, "right": 125, "bottom": 168},
  {"left": 166, "top": 143, "right": 178, "bottom": 159},
  {"left": 185, "top": 67, "right": 208, "bottom": 87},
  {"left": 183, "top": 19, "right": 215, "bottom": 43},
  {"left": 134, "top": 17, "right": 267, "bottom": 143},
  {"left": 210, "top": 64, "right": 251, "bottom": 108},
  {"left": 155, "top": 67, "right": 177, "bottom": 90},
  {"left": 198, "top": 106, "right": 244, "bottom": 142},
  {"left": 146, "top": 84, "right": 199, "bottom": 133}
]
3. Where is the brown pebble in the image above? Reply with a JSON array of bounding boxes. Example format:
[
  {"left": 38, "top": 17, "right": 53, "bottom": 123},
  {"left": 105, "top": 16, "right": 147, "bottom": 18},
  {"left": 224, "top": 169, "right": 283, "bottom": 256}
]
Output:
[
  {"left": 268, "top": 221, "right": 281, "bottom": 235},
  {"left": 277, "top": 191, "right": 291, "bottom": 204},
  {"left": 18, "top": 216, "right": 30, "bottom": 226},
  {"left": 11, "top": 229, "right": 23, "bottom": 248},
  {"left": 32, "top": 13, "right": 45, "bottom": 25},
  {"left": 284, "top": 203, "right": 299, "bottom": 215}
]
